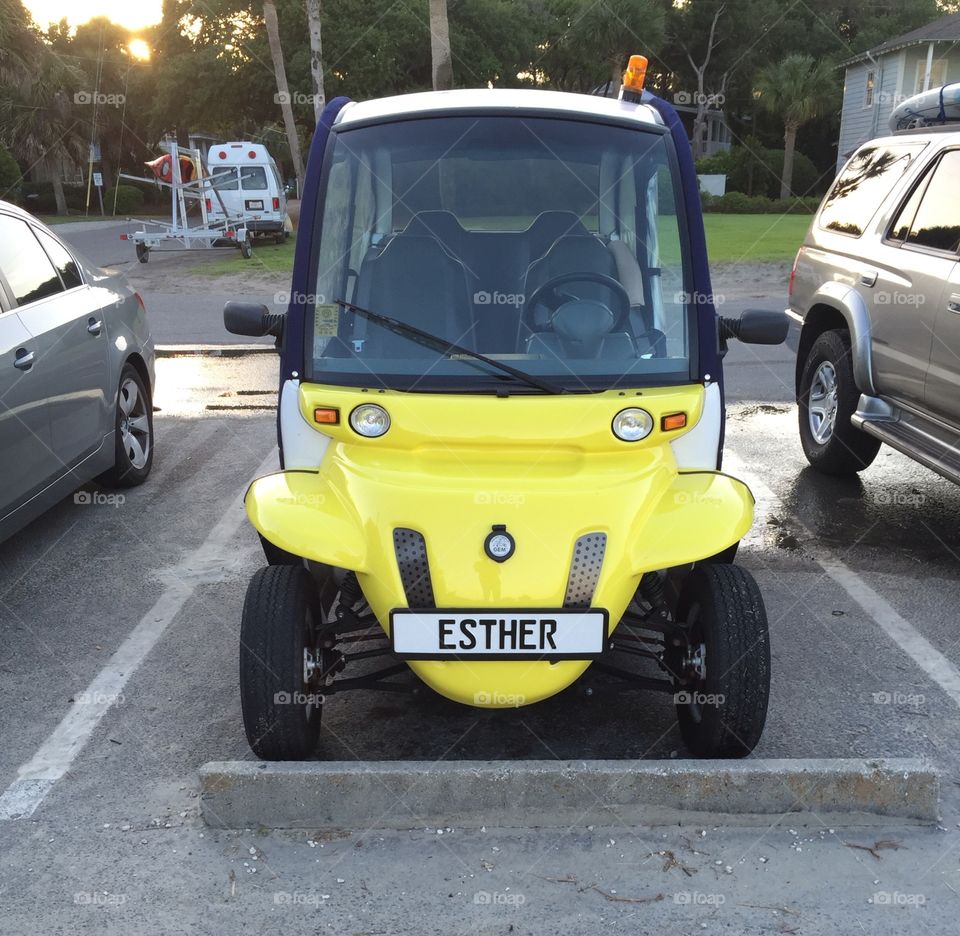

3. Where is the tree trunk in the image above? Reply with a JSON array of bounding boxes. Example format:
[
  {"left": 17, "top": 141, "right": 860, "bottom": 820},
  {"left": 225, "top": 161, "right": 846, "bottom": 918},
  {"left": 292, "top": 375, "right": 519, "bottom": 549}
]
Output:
[
  {"left": 429, "top": 0, "right": 453, "bottom": 91},
  {"left": 52, "top": 173, "right": 67, "bottom": 215},
  {"left": 781, "top": 122, "right": 797, "bottom": 201},
  {"left": 305, "top": 0, "right": 325, "bottom": 125},
  {"left": 264, "top": 0, "right": 304, "bottom": 193}
]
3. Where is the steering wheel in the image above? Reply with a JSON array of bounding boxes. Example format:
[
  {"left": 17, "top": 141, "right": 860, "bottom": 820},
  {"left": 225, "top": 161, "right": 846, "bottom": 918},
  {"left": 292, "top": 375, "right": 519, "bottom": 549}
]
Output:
[{"left": 524, "top": 271, "right": 632, "bottom": 334}]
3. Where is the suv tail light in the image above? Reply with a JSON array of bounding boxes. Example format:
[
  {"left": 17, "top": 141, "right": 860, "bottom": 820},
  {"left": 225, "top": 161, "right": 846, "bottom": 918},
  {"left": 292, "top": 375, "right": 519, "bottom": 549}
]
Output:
[
  {"left": 789, "top": 248, "right": 803, "bottom": 297},
  {"left": 272, "top": 197, "right": 280, "bottom": 210}
]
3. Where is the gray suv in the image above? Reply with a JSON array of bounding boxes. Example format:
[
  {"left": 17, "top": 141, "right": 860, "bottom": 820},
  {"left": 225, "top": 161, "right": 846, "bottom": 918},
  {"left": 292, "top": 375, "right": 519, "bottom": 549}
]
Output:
[
  {"left": 790, "top": 128, "right": 960, "bottom": 481},
  {"left": 0, "top": 202, "right": 156, "bottom": 541}
]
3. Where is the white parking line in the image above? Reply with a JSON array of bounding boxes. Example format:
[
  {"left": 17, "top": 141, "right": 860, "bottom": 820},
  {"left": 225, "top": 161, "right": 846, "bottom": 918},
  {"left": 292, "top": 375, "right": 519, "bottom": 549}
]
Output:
[
  {"left": 0, "top": 449, "right": 277, "bottom": 821},
  {"left": 725, "top": 449, "right": 960, "bottom": 709}
]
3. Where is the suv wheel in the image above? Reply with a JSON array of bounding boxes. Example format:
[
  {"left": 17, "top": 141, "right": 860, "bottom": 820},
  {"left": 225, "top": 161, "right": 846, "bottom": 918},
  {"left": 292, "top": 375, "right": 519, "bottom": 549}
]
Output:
[{"left": 798, "top": 329, "right": 880, "bottom": 475}]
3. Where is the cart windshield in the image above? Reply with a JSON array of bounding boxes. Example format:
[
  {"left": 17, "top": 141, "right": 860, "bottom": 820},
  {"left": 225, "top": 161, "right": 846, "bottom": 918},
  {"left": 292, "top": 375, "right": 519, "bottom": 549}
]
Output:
[{"left": 307, "top": 114, "right": 694, "bottom": 392}]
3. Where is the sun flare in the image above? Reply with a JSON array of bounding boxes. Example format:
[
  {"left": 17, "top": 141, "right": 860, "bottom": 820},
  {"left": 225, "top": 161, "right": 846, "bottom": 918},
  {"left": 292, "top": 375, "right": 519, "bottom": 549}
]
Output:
[{"left": 127, "top": 38, "right": 151, "bottom": 61}]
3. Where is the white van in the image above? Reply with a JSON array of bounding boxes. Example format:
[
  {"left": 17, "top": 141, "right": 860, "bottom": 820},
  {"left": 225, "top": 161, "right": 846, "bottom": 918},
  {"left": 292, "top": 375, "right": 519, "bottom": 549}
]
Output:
[{"left": 206, "top": 142, "right": 288, "bottom": 242}]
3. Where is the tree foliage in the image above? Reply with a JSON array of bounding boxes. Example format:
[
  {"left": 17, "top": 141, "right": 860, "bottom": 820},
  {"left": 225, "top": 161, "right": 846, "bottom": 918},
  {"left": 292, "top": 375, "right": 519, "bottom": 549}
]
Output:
[{"left": 0, "top": 0, "right": 957, "bottom": 204}]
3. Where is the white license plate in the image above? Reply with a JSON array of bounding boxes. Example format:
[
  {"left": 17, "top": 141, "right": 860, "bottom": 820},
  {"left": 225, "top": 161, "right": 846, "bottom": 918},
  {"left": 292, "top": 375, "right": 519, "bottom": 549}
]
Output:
[
  {"left": 246, "top": 199, "right": 264, "bottom": 209},
  {"left": 390, "top": 609, "right": 607, "bottom": 659}
]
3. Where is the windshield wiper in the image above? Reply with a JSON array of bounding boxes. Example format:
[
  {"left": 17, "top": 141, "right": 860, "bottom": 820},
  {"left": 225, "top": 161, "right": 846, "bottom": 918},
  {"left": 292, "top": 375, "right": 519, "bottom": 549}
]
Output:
[{"left": 335, "top": 299, "right": 565, "bottom": 395}]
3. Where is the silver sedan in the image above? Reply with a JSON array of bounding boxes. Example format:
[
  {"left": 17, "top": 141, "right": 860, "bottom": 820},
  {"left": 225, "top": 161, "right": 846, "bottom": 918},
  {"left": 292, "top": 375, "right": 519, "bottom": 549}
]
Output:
[{"left": 0, "top": 201, "right": 155, "bottom": 541}]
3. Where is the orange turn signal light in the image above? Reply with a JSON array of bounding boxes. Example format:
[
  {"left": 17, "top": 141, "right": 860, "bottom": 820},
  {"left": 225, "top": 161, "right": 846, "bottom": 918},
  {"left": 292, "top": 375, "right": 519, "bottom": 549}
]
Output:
[
  {"left": 313, "top": 407, "right": 340, "bottom": 425},
  {"left": 661, "top": 412, "right": 687, "bottom": 431},
  {"left": 621, "top": 54, "right": 648, "bottom": 93}
]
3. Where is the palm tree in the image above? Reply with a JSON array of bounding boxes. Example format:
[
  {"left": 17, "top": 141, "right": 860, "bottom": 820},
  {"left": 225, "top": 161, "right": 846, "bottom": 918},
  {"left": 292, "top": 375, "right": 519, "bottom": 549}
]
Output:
[
  {"left": 429, "top": 0, "right": 453, "bottom": 90},
  {"left": 755, "top": 54, "right": 836, "bottom": 200},
  {"left": 0, "top": 8, "right": 88, "bottom": 215},
  {"left": 264, "top": 0, "right": 304, "bottom": 193},
  {"left": 305, "top": 0, "right": 325, "bottom": 124}
]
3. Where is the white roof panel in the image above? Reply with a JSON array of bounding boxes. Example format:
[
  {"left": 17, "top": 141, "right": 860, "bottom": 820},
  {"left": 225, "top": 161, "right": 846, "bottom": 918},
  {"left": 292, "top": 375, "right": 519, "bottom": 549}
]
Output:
[{"left": 335, "top": 88, "right": 663, "bottom": 129}]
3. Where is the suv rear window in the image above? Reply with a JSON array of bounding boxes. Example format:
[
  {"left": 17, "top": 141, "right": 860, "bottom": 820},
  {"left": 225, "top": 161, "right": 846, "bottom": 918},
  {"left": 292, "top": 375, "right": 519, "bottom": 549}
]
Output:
[
  {"left": 819, "top": 143, "right": 925, "bottom": 237},
  {"left": 889, "top": 149, "right": 960, "bottom": 253}
]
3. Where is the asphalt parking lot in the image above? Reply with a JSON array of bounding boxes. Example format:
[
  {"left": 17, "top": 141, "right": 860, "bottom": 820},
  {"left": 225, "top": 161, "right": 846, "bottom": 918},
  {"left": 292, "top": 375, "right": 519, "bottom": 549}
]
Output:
[{"left": 2, "top": 241, "right": 960, "bottom": 932}]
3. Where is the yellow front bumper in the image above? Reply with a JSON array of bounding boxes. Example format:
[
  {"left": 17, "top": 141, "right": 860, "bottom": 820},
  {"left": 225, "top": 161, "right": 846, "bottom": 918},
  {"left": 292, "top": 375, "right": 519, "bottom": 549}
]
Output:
[{"left": 245, "top": 383, "right": 754, "bottom": 707}]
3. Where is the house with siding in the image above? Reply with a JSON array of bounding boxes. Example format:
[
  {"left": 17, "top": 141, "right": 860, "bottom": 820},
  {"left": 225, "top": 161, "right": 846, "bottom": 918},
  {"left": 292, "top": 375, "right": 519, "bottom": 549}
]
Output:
[{"left": 836, "top": 13, "right": 960, "bottom": 173}]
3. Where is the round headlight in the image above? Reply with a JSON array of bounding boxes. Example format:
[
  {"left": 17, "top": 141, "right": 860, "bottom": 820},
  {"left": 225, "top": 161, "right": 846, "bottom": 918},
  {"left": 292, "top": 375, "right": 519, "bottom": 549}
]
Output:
[
  {"left": 612, "top": 407, "right": 653, "bottom": 442},
  {"left": 349, "top": 403, "right": 391, "bottom": 438}
]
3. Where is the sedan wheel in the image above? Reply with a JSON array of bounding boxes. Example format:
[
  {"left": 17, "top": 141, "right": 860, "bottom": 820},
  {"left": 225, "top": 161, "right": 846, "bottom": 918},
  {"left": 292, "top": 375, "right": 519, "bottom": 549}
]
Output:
[
  {"left": 119, "top": 375, "right": 151, "bottom": 469},
  {"left": 100, "top": 363, "right": 154, "bottom": 487}
]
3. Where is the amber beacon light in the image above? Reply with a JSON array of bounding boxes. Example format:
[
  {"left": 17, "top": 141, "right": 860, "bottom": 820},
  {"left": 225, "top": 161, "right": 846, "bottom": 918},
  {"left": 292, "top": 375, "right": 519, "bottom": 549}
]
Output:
[{"left": 619, "top": 54, "right": 648, "bottom": 102}]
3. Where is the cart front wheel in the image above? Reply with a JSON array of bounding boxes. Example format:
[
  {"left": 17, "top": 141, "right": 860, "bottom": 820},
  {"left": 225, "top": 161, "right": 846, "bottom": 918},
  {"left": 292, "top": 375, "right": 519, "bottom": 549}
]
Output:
[
  {"left": 674, "top": 564, "right": 770, "bottom": 758},
  {"left": 240, "top": 565, "right": 323, "bottom": 760}
]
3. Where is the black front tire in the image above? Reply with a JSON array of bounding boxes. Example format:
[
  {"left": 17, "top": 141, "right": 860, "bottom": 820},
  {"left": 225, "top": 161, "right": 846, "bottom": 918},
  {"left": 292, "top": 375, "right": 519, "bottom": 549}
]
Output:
[
  {"left": 675, "top": 564, "right": 770, "bottom": 758},
  {"left": 239, "top": 565, "right": 323, "bottom": 760},
  {"left": 798, "top": 329, "right": 880, "bottom": 475}
]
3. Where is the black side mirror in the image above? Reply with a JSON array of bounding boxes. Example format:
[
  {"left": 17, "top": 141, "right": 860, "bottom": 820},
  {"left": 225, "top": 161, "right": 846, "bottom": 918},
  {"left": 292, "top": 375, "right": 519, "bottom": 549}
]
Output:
[
  {"left": 719, "top": 309, "right": 788, "bottom": 345},
  {"left": 224, "top": 301, "right": 285, "bottom": 339}
]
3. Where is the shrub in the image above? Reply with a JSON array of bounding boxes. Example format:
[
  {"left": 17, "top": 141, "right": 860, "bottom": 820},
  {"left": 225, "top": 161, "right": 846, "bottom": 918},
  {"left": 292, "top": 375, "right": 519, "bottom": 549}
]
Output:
[
  {"left": 0, "top": 144, "right": 21, "bottom": 202},
  {"left": 696, "top": 144, "right": 822, "bottom": 198},
  {"left": 18, "top": 182, "right": 90, "bottom": 214},
  {"left": 105, "top": 184, "right": 144, "bottom": 215},
  {"left": 701, "top": 191, "right": 820, "bottom": 214}
]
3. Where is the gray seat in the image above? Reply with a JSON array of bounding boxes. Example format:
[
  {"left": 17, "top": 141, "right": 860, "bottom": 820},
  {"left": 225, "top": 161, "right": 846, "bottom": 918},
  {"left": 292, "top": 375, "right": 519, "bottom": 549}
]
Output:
[
  {"left": 403, "top": 211, "right": 469, "bottom": 264},
  {"left": 354, "top": 234, "right": 476, "bottom": 357}
]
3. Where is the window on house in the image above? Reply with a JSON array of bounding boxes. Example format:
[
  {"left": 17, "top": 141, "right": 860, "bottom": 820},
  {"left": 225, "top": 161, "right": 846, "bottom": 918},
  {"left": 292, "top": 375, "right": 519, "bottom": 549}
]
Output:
[
  {"left": 864, "top": 70, "right": 875, "bottom": 108},
  {"left": 914, "top": 57, "right": 948, "bottom": 94}
]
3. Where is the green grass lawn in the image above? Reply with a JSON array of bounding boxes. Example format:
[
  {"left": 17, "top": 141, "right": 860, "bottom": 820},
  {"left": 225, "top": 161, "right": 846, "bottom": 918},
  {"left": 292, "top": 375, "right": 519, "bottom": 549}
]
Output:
[
  {"left": 185, "top": 213, "right": 807, "bottom": 279},
  {"left": 37, "top": 214, "right": 116, "bottom": 225},
  {"left": 703, "top": 213, "right": 811, "bottom": 264},
  {"left": 192, "top": 235, "right": 296, "bottom": 276}
]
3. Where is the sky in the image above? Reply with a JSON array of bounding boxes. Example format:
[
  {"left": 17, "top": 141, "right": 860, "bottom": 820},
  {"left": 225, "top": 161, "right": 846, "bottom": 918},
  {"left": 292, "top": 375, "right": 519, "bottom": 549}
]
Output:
[{"left": 24, "top": 0, "right": 163, "bottom": 30}]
